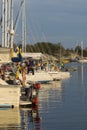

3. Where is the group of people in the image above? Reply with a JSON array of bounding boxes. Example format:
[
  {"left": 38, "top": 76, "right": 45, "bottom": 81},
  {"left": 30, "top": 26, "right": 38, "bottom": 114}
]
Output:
[
  {"left": 14, "top": 59, "right": 35, "bottom": 86},
  {"left": 0, "top": 59, "right": 35, "bottom": 87},
  {"left": 0, "top": 58, "right": 65, "bottom": 87}
]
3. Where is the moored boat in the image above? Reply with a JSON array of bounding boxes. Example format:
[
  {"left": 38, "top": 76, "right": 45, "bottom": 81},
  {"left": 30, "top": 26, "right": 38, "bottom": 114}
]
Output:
[
  {"left": 48, "top": 71, "right": 70, "bottom": 80},
  {"left": 19, "top": 71, "right": 53, "bottom": 84},
  {"left": 78, "top": 59, "right": 87, "bottom": 63},
  {"left": 0, "top": 77, "right": 41, "bottom": 108}
]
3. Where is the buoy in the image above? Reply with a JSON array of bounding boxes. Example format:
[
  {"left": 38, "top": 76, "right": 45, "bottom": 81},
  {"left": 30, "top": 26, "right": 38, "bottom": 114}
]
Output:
[
  {"left": 33, "top": 105, "right": 38, "bottom": 111},
  {"left": 35, "top": 83, "right": 41, "bottom": 90},
  {"left": 32, "top": 98, "right": 38, "bottom": 105}
]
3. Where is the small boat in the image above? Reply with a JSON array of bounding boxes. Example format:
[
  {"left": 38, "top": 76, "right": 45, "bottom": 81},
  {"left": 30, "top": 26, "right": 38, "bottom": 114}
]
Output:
[
  {"left": 78, "top": 41, "right": 87, "bottom": 63},
  {"left": 78, "top": 59, "right": 87, "bottom": 63},
  {"left": 19, "top": 71, "right": 53, "bottom": 84},
  {"left": 48, "top": 71, "right": 70, "bottom": 80}
]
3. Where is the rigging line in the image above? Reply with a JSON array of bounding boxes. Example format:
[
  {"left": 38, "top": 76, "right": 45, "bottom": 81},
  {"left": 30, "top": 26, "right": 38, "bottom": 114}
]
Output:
[
  {"left": 33, "top": 19, "right": 48, "bottom": 43},
  {"left": 27, "top": 27, "right": 37, "bottom": 44},
  {"left": 25, "top": 2, "right": 48, "bottom": 44},
  {"left": 35, "top": 22, "right": 52, "bottom": 54},
  {"left": 26, "top": 1, "right": 38, "bottom": 43},
  {"left": 13, "top": 0, "right": 24, "bottom": 33},
  {"left": 27, "top": 15, "right": 52, "bottom": 54},
  {"left": 27, "top": 23, "right": 38, "bottom": 44},
  {"left": 27, "top": 16, "right": 48, "bottom": 44},
  {"left": 26, "top": 15, "right": 40, "bottom": 43},
  {"left": 30, "top": 19, "right": 41, "bottom": 42},
  {"left": 34, "top": 20, "right": 48, "bottom": 43}
]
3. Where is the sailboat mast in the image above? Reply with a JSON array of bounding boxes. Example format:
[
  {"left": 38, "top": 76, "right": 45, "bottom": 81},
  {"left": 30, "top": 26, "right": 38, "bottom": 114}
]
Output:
[
  {"left": 22, "top": 0, "right": 26, "bottom": 53},
  {"left": 2, "top": 0, "right": 9, "bottom": 48},
  {"left": 2, "top": 0, "right": 14, "bottom": 48},
  {"left": 4, "top": 0, "right": 8, "bottom": 47},
  {"left": 10, "top": 0, "right": 14, "bottom": 49},
  {"left": 81, "top": 40, "right": 83, "bottom": 60},
  {"left": 7, "top": 0, "right": 11, "bottom": 48},
  {"left": 2, "top": 0, "right": 5, "bottom": 47}
]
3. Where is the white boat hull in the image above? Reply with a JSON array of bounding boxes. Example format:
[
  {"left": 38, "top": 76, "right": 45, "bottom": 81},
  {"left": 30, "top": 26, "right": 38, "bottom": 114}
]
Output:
[
  {"left": 19, "top": 71, "right": 53, "bottom": 83},
  {"left": 79, "top": 59, "right": 87, "bottom": 63},
  {"left": 48, "top": 71, "right": 70, "bottom": 80},
  {"left": 0, "top": 108, "right": 20, "bottom": 127},
  {"left": 0, "top": 85, "right": 20, "bottom": 107}
]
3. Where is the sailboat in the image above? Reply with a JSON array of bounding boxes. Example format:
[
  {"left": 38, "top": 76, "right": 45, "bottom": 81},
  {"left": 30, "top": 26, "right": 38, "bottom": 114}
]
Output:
[
  {"left": 47, "top": 44, "right": 70, "bottom": 80},
  {"left": 0, "top": 0, "right": 22, "bottom": 108},
  {"left": 79, "top": 58, "right": 87, "bottom": 63},
  {"left": 1, "top": 0, "right": 69, "bottom": 85},
  {"left": 78, "top": 41, "right": 87, "bottom": 63}
]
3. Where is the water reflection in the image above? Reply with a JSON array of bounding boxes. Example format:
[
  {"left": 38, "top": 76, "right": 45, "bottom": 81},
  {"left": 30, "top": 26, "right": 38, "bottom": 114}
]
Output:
[
  {"left": 39, "top": 81, "right": 64, "bottom": 110},
  {"left": 0, "top": 107, "right": 21, "bottom": 130},
  {"left": 1, "top": 63, "right": 87, "bottom": 130},
  {"left": 0, "top": 106, "right": 42, "bottom": 130},
  {"left": 81, "top": 63, "right": 84, "bottom": 84},
  {"left": 20, "top": 106, "right": 42, "bottom": 130}
]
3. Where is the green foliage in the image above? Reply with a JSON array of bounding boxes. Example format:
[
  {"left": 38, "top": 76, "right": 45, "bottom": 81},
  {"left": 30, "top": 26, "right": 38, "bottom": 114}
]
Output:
[
  {"left": 26, "top": 42, "right": 66, "bottom": 56},
  {"left": 19, "top": 42, "right": 87, "bottom": 57},
  {"left": 74, "top": 45, "right": 87, "bottom": 57}
]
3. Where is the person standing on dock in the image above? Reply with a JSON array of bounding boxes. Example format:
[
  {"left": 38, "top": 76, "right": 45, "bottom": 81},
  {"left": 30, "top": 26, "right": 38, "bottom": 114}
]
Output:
[{"left": 27, "top": 60, "right": 34, "bottom": 75}]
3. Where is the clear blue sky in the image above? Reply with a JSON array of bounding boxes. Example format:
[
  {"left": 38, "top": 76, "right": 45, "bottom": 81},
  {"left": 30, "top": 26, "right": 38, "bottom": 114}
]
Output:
[{"left": 0, "top": 0, "right": 87, "bottom": 49}]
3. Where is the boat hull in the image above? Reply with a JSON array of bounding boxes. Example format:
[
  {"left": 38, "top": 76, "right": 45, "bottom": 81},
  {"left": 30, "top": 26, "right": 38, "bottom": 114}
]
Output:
[
  {"left": 48, "top": 71, "right": 70, "bottom": 80},
  {"left": 0, "top": 85, "right": 20, "bottom": 107},
  {"left": 19, "top": 71, "right": 53, "bottom": 84}
]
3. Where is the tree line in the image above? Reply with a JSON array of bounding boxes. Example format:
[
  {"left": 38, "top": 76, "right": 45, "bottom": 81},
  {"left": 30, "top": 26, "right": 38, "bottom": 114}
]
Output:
[
  {"left": 1, "top": 41, "right": 87, "bottom": 58},
  {"left": 15, "top": 42, "right": 87, "bottom": 58}
]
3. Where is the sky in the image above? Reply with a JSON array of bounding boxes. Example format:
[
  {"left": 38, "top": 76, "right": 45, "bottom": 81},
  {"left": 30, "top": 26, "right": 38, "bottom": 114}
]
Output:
[{"left": 0, "top": 0, "right": 87, "bottom": 49}]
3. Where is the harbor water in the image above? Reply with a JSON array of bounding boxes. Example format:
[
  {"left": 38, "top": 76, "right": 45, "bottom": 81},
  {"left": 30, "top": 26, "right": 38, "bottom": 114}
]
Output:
[{"left": 0, "top": 63, "right": 87, "bottom": 130}]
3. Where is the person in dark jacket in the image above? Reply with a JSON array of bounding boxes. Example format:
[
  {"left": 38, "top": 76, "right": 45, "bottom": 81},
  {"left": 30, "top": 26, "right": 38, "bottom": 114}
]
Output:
[{"left": 27, "top": 60, "right": 34, "bottom": 75}]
